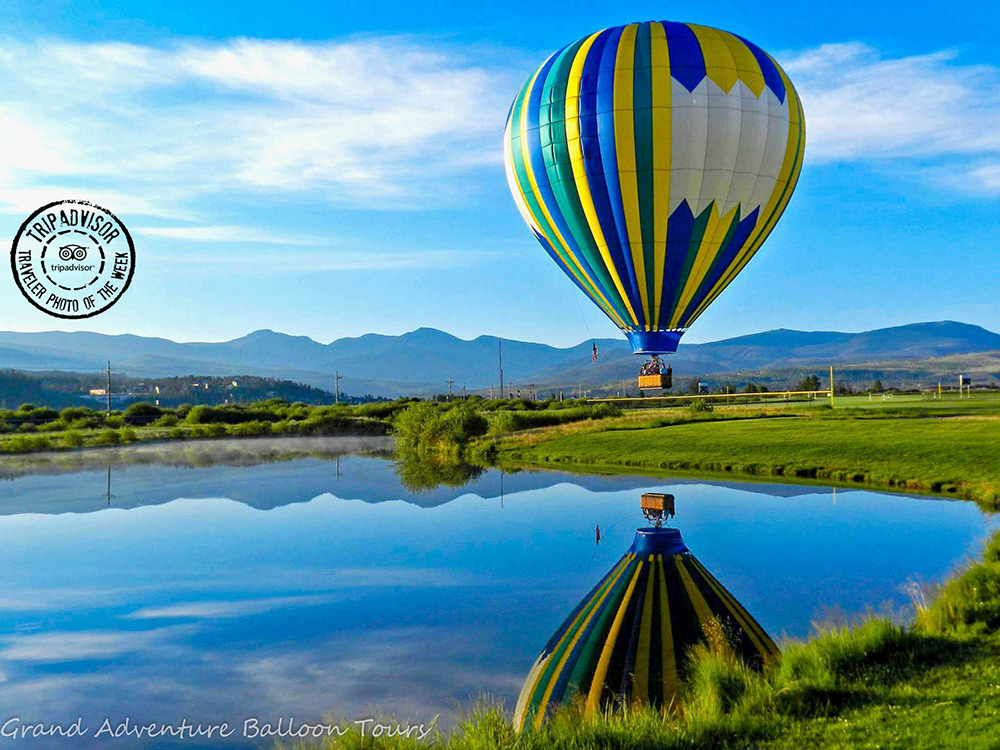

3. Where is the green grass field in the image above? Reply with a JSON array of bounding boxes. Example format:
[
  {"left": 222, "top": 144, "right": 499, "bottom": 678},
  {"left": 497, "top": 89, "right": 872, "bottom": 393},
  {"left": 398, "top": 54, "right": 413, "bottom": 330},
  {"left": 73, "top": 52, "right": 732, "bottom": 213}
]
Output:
[{"left": 495, "top": 393, "right": 1000, "bottom": 506}]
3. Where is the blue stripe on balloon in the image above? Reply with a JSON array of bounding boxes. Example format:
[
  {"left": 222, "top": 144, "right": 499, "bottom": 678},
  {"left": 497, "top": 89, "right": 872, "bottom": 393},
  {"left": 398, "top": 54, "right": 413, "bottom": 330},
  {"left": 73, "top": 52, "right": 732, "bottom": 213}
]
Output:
[
  {"left": 662, "top": 22, "right": 705, "bottom": 93},
  {"left": 735, "top": 34, "right": 785, "bottom": 103},
  {"left": 595, "top": 25, "right": 646, "bottom": 329},
  {"left": 680, "top": 207, "right": 760, "bottom": 324},
  {"left": 660, "top": 200, "right": 695, "bottom": 326},
  {"left": 579, "top": 29, "right": 639, "bottom": 324},
  {"left": 526, "top": 44, "right": 609, "bottom": 299}
]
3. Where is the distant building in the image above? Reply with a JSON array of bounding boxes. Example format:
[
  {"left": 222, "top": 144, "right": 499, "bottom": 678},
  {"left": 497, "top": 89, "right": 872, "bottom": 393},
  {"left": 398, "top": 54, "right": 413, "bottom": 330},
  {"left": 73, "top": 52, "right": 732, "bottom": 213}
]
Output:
[{"left": 89, "top": 388, "right": 107, "bottom": 396}]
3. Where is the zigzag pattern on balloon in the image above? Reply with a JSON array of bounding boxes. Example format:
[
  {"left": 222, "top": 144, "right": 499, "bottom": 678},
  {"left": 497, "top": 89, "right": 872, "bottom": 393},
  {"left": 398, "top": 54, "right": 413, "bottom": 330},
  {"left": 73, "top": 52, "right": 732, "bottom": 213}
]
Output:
[{"left": 504, "top": 21, "right": 805, "bottom": 354}]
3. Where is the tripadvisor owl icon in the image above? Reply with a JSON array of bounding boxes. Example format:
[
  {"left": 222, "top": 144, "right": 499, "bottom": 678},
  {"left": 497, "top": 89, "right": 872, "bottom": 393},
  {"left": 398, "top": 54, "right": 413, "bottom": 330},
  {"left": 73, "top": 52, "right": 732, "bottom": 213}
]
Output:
[{"left": 10, "top": 199, "right": 136, "bottom": 319}]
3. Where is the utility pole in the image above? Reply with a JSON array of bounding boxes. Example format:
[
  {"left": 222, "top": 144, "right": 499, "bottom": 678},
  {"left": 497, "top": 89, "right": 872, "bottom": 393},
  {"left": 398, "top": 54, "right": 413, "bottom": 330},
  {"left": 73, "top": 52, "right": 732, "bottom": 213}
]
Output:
[
  {"left": 106, "top": 361, "right": 112, "bottom": 416},
  {"left": 498, "top": 337, "right": 504, "bottom": 400},
  {"left": 447, "top": 377, "right": 454, "bottom": 399},
  {"left": 829, "top": 366, "right": 835, "bottom": 408},
  {"left": 334, "top": 372, "right": 342, "bottom": 404},
  {"left": 462, "top": 384, "right": 466, "bottom": 399}
]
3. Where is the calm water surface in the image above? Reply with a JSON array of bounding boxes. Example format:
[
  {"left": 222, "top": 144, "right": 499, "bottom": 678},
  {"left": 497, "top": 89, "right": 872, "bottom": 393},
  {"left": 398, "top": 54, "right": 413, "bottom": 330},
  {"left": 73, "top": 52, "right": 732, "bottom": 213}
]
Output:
[{"left": 0, "top": 438, "right": 995, "bottom": 748}]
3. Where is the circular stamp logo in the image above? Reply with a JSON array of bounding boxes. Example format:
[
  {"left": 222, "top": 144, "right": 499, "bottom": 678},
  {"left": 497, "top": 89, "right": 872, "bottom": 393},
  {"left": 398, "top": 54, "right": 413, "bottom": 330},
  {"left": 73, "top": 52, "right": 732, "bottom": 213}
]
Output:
[{"left": 10, "top": 200, "right": 135, "bottom": 319}]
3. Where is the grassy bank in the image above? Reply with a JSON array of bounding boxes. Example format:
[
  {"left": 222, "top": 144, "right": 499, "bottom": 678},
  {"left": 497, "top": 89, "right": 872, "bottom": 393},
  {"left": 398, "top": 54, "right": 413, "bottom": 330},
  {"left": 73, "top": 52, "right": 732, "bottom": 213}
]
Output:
[
  {"left": 0, "top": 399, "right": 399, "bottom": 454},
  {"left": 285, "top": 529, "right": 1000, "bottom": 749},
  {"left": 493, "top": 394, "right": 1000, "bottom": 507}
]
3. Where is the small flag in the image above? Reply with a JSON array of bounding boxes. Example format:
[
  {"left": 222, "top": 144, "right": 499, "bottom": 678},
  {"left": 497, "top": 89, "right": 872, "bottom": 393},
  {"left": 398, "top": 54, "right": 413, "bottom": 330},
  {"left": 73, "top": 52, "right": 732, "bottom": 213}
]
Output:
[{"left": 592, "top": 342, "right": 598, "bottom": 363}]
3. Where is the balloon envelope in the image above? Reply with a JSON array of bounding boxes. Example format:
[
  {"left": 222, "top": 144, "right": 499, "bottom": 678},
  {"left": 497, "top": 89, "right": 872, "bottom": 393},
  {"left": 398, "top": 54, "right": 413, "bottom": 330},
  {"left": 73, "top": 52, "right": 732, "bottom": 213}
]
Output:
[
  {"left": 514, "top": 526, "right": 778, "bottom": 730},
  {"left": 504, "top": 22, "right": 805, "bottom": 354}
]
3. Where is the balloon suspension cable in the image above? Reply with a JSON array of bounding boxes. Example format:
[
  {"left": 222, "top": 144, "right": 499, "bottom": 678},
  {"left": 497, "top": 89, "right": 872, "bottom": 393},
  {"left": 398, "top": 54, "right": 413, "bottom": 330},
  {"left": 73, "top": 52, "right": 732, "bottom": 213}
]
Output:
[{"left": 640, "top": 493, "right": 675, "bottom": 529}]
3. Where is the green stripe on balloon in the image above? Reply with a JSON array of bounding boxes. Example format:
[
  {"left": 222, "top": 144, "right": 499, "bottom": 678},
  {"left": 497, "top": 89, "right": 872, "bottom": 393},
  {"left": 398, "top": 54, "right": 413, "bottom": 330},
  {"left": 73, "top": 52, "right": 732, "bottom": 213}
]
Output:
[{"left": 632, "top": 22, "right": 657, "bottom": 323}]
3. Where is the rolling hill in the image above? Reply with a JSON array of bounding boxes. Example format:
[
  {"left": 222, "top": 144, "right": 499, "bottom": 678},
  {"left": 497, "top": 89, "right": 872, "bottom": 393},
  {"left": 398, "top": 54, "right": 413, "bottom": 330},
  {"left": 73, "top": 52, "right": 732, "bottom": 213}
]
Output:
[{"left": 0, "top": 321, "right": 997, "bottom": 397}]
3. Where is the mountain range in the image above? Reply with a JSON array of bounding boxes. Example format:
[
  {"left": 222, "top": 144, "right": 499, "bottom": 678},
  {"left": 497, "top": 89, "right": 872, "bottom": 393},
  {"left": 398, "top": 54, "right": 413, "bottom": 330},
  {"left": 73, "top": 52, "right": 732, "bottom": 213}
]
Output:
[{"left": 0, "top": 320, "right": 997, "bottom": 397}]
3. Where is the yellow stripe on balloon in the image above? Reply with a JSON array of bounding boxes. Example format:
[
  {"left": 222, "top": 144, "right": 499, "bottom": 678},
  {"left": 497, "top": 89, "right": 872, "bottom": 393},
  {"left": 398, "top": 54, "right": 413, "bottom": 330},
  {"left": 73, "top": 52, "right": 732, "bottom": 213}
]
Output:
[
  {"left": 585, "top": 560, "right": 642, "bottom": 717},
  {"left": 668, "top": 202, "right": 739, "bottom": 328},
  {"left": 719, "top": 30, "right": 765, "bottom": 97},
  {"left": 566, "top": 31, "right": 639, "bottom": 327},
  {"left": 515, "top": 555, "right": 632, "bottom": 731},
  {"left": 503, "top": 118, "right": 545, "bottom": 238},
  {"left": 688, "top": 557, "right": 773, "bottom": 660},
  {"left": 688, "top": 24, "right": 739, "bottom": 93},
  {"left": 688, "top": 69, "right": 804, "bottom": 323},
  {"left": 631, "top": 559, "right": 657, "bottom": 704},
  {"left": 649, "top": 21, "right": 671, "bottom": 330},
  {"left": 675, "top": 556, "right": 716, "bottom": 631},
  {"left": 516, "top": 64, "right": 629, "bottom": 329},
  {"left": 657, "top": 556, "right": 678, "bottom": 703},
  {"left": 613, "top": 23, "right": 651, "bottom": 329},
  {"left": 532, "top": 554, "right": 634, "bottom": 729}
]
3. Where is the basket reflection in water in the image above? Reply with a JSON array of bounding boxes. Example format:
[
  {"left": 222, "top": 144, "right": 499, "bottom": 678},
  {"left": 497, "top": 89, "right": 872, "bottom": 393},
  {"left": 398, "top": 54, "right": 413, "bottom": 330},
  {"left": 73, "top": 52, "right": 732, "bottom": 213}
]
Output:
[{"left": 514, "top": 494, "right": 778, "bottom": 730}]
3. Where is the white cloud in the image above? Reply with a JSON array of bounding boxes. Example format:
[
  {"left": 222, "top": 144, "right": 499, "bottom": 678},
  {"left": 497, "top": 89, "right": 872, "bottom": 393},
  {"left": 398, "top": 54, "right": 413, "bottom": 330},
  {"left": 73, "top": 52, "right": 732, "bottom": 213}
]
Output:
[
  {"left": 785, "top": 42, "right": 1000, "bottom": 192},
  {"left": 126, "top": 594, "right": 339, "bottom": 620},
  {"left": 0, "top": 626, "right": 194, "bottom": 662},
  {"left": 0, "top": 36, "right": 516, "bottom": 217},
  {"left": 134, "top": 225, "right": 319, "bottom": 244},
  {"left": 149, "top": 247, "right": 503, "bottom": 272}
]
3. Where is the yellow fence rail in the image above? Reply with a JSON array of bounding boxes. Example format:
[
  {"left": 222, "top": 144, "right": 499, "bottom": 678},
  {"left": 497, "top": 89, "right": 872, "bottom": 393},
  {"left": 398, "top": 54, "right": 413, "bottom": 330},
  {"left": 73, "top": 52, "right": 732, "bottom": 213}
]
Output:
[{"left": 590, "top": 389, "right": 831, "bottom": 405}]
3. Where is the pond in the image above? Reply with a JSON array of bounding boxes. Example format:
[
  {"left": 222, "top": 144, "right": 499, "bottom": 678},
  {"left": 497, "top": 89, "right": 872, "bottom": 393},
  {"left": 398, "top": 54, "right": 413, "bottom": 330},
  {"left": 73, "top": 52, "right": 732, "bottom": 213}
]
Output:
[{"left": 0, "top": 438, "right": 994, "bottom": 747}]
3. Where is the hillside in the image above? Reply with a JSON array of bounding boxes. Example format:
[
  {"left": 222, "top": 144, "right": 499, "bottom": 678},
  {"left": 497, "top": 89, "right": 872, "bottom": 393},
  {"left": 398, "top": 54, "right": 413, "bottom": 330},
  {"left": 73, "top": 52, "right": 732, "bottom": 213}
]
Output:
[{"left": 0, "top": 321, "right": 996, "bottom": 397}]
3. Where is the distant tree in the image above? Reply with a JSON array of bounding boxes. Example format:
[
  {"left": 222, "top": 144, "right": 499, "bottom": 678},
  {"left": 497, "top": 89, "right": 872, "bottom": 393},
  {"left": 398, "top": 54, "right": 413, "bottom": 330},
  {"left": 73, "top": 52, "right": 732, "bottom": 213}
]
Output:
[
  {"left": 745, "top": 383, "right": 760, "bottom": 393},
  {"left": 687, "top": 377, "right": 701, "bottom": 395},
  {"left": 872, "top": 379, "right": 884, "bottom": 393},
  {"left": 797, "top": 375, "right": 821, "bottom": 391}
]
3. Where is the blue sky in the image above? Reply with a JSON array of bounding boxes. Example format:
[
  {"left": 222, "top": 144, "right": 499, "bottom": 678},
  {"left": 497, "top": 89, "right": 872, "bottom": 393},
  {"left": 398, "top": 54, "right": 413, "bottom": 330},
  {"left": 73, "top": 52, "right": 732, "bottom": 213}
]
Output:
[{"left": 0, "top": 0, "right": 996, "bottom": 347}]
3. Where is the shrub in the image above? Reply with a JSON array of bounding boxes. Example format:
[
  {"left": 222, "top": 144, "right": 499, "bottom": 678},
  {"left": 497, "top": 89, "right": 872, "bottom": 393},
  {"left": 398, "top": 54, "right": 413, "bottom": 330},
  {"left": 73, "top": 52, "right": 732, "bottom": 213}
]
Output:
[
  {"left": 94, "top": 429, "right": 121, "bottom": 445},
  {"left": 152, "top": 414, "right": 179, "bottom": 428},
  {"left": 60, "top": 407, "right": 95, "bottom": 422},
  {"left": 227, "top": 421, "right": 272, "bottom": 437},
  {"left": 688, "top": 399, "right": 715, "bottom": 414},
  {"left": 61, "top": 431, "right": 86, "bottom": 448},
  {"left": 124, "top": 402, "right": 164, "bottom": 424},
  {"left": 38, "top": 420, "right": 69, "bottom": 432},
  {"left": 186, "top": 405, "right": 279, "bottom": 425},
  {"left": 119, "top": 427, "right": 139, "bottom": 444},
  {"left": 272, "top": 420, "right": 300, "bottom": 435},
  {"left": 2, "top": 435, "right": 53, "bottom": 453}
]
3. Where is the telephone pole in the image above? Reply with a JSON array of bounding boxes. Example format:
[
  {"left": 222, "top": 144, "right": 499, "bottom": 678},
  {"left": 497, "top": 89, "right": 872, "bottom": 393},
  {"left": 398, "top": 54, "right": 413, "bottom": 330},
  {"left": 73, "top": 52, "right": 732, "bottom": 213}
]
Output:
[
  {"left": 334, "top": 372, "right": 342, "bottom": 404},
  {"left": 106, "top": 361, "right": 112, "bottom": 416},
  {"left": 447, "top": 377, "right": 454, "bottom": 399},
  {"left": 498, "top": 337, "right": 504, "bottom": 400}
]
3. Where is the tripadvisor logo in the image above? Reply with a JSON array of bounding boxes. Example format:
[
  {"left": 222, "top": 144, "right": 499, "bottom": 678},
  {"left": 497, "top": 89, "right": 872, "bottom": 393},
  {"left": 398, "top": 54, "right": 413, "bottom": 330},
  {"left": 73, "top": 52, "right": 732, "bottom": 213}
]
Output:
[{"left": 10, "top": 199, "right": 136, "bottom": 319}]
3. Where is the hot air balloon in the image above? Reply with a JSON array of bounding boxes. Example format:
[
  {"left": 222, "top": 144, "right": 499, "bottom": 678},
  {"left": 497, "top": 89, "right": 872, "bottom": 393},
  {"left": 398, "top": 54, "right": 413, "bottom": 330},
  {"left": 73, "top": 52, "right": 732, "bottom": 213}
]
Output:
[
  {"left": 514, "top": 493, "right": 777, "bottom": 730},
  {"left": 503, "top": 22, "right": 805, "bottom": 390}
]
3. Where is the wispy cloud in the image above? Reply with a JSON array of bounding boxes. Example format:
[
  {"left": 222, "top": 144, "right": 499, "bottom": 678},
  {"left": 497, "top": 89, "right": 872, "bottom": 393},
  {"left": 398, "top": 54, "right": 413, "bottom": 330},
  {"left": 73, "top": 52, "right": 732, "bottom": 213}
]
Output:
[
  {"left": 134, "top": 225, "right": 319, "bottom": 244},
  {"left": 126, "top": 594, "right": 339, "bottom": 620},
  {"left": 0, "top": 626, "right": 194, "bottom": 662},
  {"left": 0, "top": 36, "right": 516, "bottom": 217},
  {"left": 151, "top": 247, "right": 504, "bottom": 272},
  {"left": 785, "top": 42, "right": 1000, "bottom": 194},
  {"left": 0, "top": 33, "right": 995, "bottom": 232}
]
